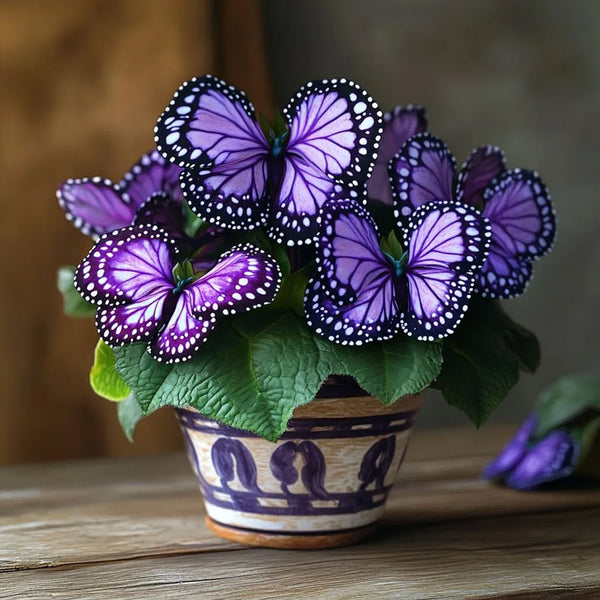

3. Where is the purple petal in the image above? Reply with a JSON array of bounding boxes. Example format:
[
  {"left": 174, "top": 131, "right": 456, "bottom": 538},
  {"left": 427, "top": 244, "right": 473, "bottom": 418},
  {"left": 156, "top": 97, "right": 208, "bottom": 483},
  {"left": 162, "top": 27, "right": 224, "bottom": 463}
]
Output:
[
  {"left": 268, "top": 155, "right": 340, "bottom": 246},
  {"left": 401, "top": 201, "right": 492, "bottom": 340},
  {"left": 304, "top": 199, "right": 400, "bottom": 345},
  {"left": 390, "top": 133, "right": 456, "bottom": 222},
  {"left": 74, "top": 225, "right": 176, "bottom": 306},
  {"left": 455, "top": 145, "right": 506, "bottom": 207},
  {"left": 155, "top": 75, "right": 269, "bottom": 170},
  {"left": 284, "top": 78, "right": 383, "bottom": 189},
  {"left": 149, "top": 292, "right": 213, "bottom": 363},
  {"left": 119, "top": 149, "right": 183, "bottom": 206},
  {"left": 478, "top": 169, "right": 556, "bottom": 299},
  {"left": 304, "top": 278, "right": 400, "bottom": 346},
  {"left": 133, "top": 192, "right": 186, "bottom": 243},
  {"left": 97, "top": 289, "right": 169, "bottom": 347},
  {"left": 57, "top": 178, "right": 135, "bottom": 238},
  {"left": 179, "top": 158, "right": 269, "bottom": 231},
  {"left": 506, "top": 430, "right": 580, "bottom": 490},
  {"left": 483, "top": 414, "right": 537, "bottom": 480},
  {"left": 367, "top": 106, "right": 427, "bottom": 205},
  {"left": 150, "top": 243, "right": 282, "bottom": 364}
]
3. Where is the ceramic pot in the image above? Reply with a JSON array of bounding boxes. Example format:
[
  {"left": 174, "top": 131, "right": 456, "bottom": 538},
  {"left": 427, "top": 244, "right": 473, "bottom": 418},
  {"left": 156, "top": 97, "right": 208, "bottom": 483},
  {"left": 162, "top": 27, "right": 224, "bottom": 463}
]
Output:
[{"left": 176, "top": 376, "right": 423, "bottom": 549}]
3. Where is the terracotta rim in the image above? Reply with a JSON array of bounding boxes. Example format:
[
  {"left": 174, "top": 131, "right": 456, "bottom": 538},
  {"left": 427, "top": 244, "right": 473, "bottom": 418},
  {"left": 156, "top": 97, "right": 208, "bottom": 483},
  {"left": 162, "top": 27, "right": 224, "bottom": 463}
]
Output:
[{"left": 206, "top": 517, "right": 378, "bottom": 550}]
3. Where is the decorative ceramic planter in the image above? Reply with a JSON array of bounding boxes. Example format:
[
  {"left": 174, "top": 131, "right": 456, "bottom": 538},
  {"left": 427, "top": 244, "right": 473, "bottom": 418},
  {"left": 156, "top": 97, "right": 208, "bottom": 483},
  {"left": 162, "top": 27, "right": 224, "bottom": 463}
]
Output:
[{"left": 176, "top": 377, "right": 423, "bottom": 549}]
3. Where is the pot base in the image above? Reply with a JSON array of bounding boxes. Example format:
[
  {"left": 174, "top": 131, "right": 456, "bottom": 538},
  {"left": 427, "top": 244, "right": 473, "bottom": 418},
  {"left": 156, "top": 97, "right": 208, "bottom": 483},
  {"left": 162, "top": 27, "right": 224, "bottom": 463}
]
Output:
[{"left": 206, "top": 517, "right": 377, "bottom": 550}]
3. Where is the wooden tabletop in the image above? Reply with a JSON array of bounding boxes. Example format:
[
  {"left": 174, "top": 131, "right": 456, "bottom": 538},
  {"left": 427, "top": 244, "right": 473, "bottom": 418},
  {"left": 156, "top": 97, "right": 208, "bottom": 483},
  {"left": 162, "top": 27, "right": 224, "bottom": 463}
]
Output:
[{"left": 1, "top": 425, "right": 599, "bottom": 599}]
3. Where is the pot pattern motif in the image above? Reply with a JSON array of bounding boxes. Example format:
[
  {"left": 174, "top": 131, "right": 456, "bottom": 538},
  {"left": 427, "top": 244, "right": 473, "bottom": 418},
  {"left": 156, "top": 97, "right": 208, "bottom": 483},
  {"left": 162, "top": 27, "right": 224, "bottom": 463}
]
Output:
[{"left": 176, "top": 406, "right": 418, "bottom": 521}]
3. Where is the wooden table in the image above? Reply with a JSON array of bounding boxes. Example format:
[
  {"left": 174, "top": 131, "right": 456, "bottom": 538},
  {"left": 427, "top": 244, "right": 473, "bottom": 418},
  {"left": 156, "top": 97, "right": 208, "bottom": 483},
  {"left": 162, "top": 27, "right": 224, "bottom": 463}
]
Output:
[{"left": 2, "top": 426, "right": 599, "bottom": 599}]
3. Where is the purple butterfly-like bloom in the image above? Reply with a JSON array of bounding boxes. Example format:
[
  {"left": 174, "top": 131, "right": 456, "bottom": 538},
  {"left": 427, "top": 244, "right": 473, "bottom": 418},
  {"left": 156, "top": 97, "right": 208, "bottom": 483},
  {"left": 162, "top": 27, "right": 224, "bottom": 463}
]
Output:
[
  {"left": 366, "top": 106, "right": 427, "bottom": 206},
  {"left": 154, "top": 75, "right": 383, "bottom": 246},
  {"left": 389, "top": 133, "right": 557, "bottom": 298},
  {"left": 57, "top": 149, "right": 183, "bottom": 238},
  {"left": 74, "top": 225, "right": 282, "bottom": 363},
  {"left": 304, "top": 198, "right": 491, "bottom": 344},
  {"left": 484, "top": 415, "right": 580, "bottom": 490}
]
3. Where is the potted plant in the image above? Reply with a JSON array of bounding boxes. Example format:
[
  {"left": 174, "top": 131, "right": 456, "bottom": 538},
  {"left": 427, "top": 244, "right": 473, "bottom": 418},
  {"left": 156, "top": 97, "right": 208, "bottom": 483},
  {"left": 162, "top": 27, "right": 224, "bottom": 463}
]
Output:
[{"left": 57, "top": 75, "right": 555, "bottom": 549}]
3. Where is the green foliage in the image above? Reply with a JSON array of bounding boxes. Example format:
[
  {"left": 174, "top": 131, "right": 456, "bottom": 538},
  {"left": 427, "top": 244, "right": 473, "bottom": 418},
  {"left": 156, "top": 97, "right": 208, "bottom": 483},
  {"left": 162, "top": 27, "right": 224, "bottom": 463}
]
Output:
[
  {"left": 328, "top": 337, "right": 442, "bottom": 406},
  {"left": 117, "top": 394, "right": 143, "bottom": 442},
  {"left": 90, "top": 340, "right": 131, "bottom": 401},
  {"left": 535, "top": 375, "right": 600, "bottom": 438},
  {"left": 57, "top": 266, "right": 95, "bottom": 318},
  {"left": 114, "top": 310, "right": 442, "bottom": 441},
  {"left": 434, "top": 298, "right": 540, "bottom": 427}
]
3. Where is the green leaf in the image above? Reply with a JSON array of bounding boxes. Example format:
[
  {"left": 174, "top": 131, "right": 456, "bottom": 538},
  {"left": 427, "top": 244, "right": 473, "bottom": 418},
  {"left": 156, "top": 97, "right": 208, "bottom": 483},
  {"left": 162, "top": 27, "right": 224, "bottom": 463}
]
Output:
[
  {"left": 492, "top": 302, "right": 540, "bottom": 373},
  {"left": 380, "top": 230, "right": 404, "bottom": 260},
  {"left": 535, "top": 375, "right": 600, "bottom": 438},
  {"left": 117, "top": 394, "right": 143, "bottom": 442},
  {"left": 115, "top": 310, "right": 333, "bottom": 441},
  {"left": 269, "top": 269, "right": 308, "bottom": 316},
  {"left": 90, "top": 339, "right": 131, "bottom": 401},
  {"left": 114, "top": 309, "right": 443, "bottom": 441},
  {"left": 57, "top": 266, "right": 96, "bottom": 318},
  {"left": 574, "top": 415, "right": 600, "bottom": 480},
  {"left": 327, "top": 336, "right": 443, "bottom": 405},
  {"left": 434, "top": 298, "right": 524, "bottom": 426}
]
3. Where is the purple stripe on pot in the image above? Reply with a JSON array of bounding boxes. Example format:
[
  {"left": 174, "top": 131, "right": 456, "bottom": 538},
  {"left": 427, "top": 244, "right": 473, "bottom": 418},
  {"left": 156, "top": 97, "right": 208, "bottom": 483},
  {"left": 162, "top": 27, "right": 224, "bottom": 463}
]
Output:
[
  {"left": 176, "top": 408, "right": 418, "bottom": 440},
  {"left": 178, "top": 415, "right": 410, "bottom": 517}
]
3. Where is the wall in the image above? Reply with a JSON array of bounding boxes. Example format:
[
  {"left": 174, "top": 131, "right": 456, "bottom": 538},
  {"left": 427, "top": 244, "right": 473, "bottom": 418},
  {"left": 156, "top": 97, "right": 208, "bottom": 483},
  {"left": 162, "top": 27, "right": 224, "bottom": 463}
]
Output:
[{"left": 263, "top": 0, "right": 600, "bottom": 427}]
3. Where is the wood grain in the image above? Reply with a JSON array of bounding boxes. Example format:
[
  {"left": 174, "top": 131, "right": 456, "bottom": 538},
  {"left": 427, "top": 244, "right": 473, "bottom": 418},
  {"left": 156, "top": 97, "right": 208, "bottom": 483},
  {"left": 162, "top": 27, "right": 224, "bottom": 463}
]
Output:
[
  {"left": 1, "top": 427, "right": 599, "bottom": 598},
  {"left": 3, "top": 509, "right": 599, "bottom": 600},
  {"left": 0, "top": 0, "right": 218, "bottom": 466}
]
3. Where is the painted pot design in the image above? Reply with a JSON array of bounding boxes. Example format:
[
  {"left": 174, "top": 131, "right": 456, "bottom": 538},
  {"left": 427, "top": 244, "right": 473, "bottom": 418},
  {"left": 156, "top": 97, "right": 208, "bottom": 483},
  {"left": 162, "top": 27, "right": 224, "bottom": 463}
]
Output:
[{"left": 176, "top": 377, "right": 423, "bottom": 548}]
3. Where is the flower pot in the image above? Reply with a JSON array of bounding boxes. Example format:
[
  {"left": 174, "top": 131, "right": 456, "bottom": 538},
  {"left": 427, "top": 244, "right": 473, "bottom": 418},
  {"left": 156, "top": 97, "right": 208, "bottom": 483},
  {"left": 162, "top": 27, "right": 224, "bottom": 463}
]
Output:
[{"left": 175, "top": 376, "right": 423, "bottom": 549}]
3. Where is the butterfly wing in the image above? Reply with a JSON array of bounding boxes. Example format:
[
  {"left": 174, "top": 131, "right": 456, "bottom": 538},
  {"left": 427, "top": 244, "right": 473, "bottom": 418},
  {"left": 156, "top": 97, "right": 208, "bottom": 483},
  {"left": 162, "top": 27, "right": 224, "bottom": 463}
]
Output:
[
  {"left": 179, "top": 158, "right": 270, "bottom": 231},
  {"left": 150, "top": 243, "right": 282, "bottom": 363},
  {"left": 478, "top": 169, "right": 556, "bottom": 298},
  {"left": 133, "top": 192, "right": 187, "bottom": 243},
  {"left": 390, "top": 133, "right": 456, "bottom": 222},
  {"left": 268, "top": 155, "right": 343, "bottom": 245},
  {"left": 120, "top": 149, "right": 184, "bottom": 206},
  {"left": 155, "top": 76, "right": 270, "bottom": 230},
  {"left": 304, "top": 199, "right": 399, "bottom": 344},
  {"left": 272, "top": 79, "right": 383, "bottom": 244},
  {"left": 57, "top": 178, "right": 135, "bottom": 238},
  {"left": 284, "top": 78, "right": 383, "bottom": 187},
  {"left": 455, "top": 145, "right": 506, "bottom": 207},
  {"left": 401, "top": 201, "right": 491, "bottom": 340},
  {"left": 367, "top": 106, "right": 427, "bottom": 205},
  {"left": 75, "top": 225, "right": 176, "bottom": 347}
]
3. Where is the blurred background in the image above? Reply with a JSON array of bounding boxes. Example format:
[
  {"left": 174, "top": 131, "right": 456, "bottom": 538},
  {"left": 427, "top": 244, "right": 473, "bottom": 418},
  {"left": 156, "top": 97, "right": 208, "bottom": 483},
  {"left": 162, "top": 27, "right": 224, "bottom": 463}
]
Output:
[{"left": 1, "top": 0, "right": 598, "bottom": 466}]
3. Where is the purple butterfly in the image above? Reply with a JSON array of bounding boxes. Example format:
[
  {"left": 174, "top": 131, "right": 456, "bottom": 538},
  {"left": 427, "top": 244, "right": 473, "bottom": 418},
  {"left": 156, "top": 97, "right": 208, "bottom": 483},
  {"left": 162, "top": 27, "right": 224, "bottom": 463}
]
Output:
[
  {"left": 389, "top": 133, "right": 556, "bottom": 298},
  {"left": 304, "top": 198, "right": 491, "bottom": 344},
  {"left": 57, "top": 149, "right": 183, "bottom": 238},
  {"left": 484, "top": 415, "right": 580, "bottom": 490},
  {"left": 366, "top": 106, "right": 427, "bottom": 206},
  {"left": 154, "top": 75, "right": 383, "bottom": 246},
  {"left": 74, "top": 225, "right": 281, "bottom": 363}
]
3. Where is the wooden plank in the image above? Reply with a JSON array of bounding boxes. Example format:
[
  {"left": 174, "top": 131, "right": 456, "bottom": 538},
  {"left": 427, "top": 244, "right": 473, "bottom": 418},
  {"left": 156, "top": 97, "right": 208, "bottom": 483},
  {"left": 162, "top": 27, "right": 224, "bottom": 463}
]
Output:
[
  {"left": 2, "top": 426, "right": 600, "bottom": 577},
  {"left": 3, "top": 508, "right": 599, "bottom": 599}
]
